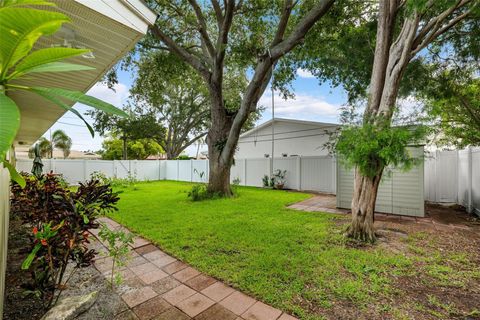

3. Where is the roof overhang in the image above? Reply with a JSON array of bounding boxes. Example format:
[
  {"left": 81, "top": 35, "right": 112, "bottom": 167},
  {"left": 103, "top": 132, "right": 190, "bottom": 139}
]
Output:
[
  {"left": 240, "top": 118, "right": 340, "bottom": 138},
  {"left": 11, "top": 0, "right": 156, "bottom": 147}
]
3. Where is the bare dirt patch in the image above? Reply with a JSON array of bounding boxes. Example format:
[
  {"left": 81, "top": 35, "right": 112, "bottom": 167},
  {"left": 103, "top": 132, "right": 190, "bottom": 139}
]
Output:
[{"left": 317, "top": 205, "right": 480, "bottom": 320}]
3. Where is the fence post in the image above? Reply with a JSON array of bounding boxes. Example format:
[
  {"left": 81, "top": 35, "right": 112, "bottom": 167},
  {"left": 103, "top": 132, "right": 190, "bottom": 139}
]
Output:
[
  {"left": 296, "top": 157, "right": 301, "bottom": 190},
  {"left": 467, "top": 147, "right": 473, "bottom": 213}
]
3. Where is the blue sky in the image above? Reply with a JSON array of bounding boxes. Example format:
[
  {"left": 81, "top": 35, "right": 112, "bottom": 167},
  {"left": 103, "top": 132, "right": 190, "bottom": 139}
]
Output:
[{"left": 44, "top": 68, "right": 348, "bottom": 156}]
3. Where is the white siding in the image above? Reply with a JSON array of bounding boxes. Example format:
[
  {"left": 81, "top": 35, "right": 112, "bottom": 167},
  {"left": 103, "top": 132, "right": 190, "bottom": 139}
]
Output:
[
  {"left": 0, "top": 162, "right": 10, "bottom": 319},
  {"left": 237, "top": 121, "right": 336, "bottom": 158},
  {"left": 336, "top": 147, "right": 425, "bottom": 217}
]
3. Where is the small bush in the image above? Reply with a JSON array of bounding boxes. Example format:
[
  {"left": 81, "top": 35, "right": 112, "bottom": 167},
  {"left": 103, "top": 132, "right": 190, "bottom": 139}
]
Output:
[
  {"left": 188, "top": 183, "right": 209, "bottom": 201},
  {"left": 231, "top": 178, "right": 241, "bottom": 196},
  {"left": 262, "top": 175, "right": 269, "bottom": 187},
  {"left": 90, "top": 171, "right": 138, "bottom": 189}
]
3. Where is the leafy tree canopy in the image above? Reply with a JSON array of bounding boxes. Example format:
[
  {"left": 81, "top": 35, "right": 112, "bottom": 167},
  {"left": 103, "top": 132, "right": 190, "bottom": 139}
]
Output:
[
  {"left": 99, "top": 134, "right": 163, "bottom": 160},
  {"left": 284, "top": 0, "right": 480, "bottom": 106},
  {"left": 421, "top": 69, "right": 480, "bottom": 148}
]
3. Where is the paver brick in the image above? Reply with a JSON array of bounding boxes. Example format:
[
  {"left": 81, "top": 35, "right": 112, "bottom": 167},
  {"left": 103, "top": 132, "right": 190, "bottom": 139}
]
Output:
[
  {"left": 127, "top": 256, "right": 149, "bottom": 268},
  {"left": 176, "top": 293, "right": 215, "bottom": 317},
  {"left": 185, "top": 274, "right": 216, "bottom": 291},
  {"left": 194, "top": 303, "right": 237, "bottom": 320},
  {"left": 151, "top": 276, "right": 181, "bottom": 295},
  {"left": 219, "top": 291, "right": 256, "bottom": 315},
  {"left": 242, "top": 301, "right": 282, "bottom": 320},
  {"left": 130, "top": 237, "right": 151, "bottom": 249},
  {"left": 162, "top": 284, "right": 196, "bottom": 305},
  {"left": 152, "top": 255, "right": 177, "bottom": 268},
  {"left": 132, "top": 296, "right": 172, "bottom": 320},
  {"left": 163, "top": 261, "right": 188, "bottom": 274},
  {"left": 130, "top": 262, "right": 159, "bottom": 276},
  {"left": 151, "top": 307, "right": 190, "bottom": 320},
  {"left": 172, "top": 267, "right": 200, "bottom": 282},
  {"left": 121, "top": 287, "right": 158, "bottom": 308},
  {"left": 135, "top": 244, "right": 160, "bottom": 255},
  {"left": 201, "top": 282, "right": 235, "bottom": 302},
  {"left": 144, "top": 250, "right": 167, "bottom": 261},
  {"left": 138, "top": 269, "right": 169, "bottom": 285}
]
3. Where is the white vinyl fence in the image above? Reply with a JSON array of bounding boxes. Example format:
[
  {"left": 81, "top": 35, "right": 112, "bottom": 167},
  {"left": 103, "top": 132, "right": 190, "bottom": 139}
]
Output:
[
  {"left": 424, "top": 148, "right": 480, "bottom": 215},
  {"left": 16, "top": 156, "right": 337, "bottom": 193}
]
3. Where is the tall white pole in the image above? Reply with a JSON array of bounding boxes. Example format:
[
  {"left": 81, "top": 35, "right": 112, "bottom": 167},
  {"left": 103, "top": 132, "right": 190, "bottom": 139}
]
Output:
[{"left": 270, "top": 82, "right": 275, "bottom": 178}]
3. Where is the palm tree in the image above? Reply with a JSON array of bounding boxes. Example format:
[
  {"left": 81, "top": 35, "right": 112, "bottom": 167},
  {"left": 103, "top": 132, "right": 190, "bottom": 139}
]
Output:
[
  {"left": 52, "top": 130, "right": 72, "bottom": 159},
  {"left": 28, "top": 137, "right": 52, "bottom": 158}
]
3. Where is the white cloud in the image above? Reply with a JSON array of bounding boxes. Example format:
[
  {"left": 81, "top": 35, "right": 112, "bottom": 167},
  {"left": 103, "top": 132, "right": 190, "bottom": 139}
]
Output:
[
  {"left": 296, "top": 68, "right": 315, "bottom": 78},
  {"left": 258, "top": 91, "right": 341, "bottom": 122},
  {"left": 85, "top": 82, "right": 129, "bottom": 108},
  {"left": 45, "top": 82, "right": 130, "bottom": 152}
]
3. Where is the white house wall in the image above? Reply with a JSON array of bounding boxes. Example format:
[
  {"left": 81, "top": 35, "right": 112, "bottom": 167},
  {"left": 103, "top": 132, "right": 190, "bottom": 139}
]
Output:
[{"left": 237, "top": 121, "right": 336, "bottom": 158}]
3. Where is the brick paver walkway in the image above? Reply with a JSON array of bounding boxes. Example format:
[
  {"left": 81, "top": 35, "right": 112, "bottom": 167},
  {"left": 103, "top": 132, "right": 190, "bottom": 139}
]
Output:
[
  {"left": 288, "top": 194, "right": 476, "bottom": 232},
  {"left": 90, "top": 217, "right": 298, "bottom": 320}
]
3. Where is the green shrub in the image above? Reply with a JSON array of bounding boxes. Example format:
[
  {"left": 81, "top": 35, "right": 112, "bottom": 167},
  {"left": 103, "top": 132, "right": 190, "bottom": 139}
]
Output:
[
  {"left": 262, "top": 175, "right": 269, "bottom": 187},
  {"left": 11, "top": 173, "right": 120, "bottom": 308},
  {"left": 188, "top": 183, "right": 209, "bottom": 201},
  {"left": 231, "top": 178, "right": 241, "bottom": 196}
]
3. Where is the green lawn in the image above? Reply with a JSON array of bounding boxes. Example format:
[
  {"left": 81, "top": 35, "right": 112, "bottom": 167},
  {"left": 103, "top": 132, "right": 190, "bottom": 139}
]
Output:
[{"left": 108, "top": 181, "right": 480, "bottom": 320}]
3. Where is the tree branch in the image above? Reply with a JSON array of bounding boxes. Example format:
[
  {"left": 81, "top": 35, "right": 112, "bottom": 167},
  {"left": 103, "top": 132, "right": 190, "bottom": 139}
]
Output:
[
  {"left": 221, "top": 0, "right": 335, "bottom": 162},
  {"left": 411, "top": 0, "right": 474, "bottom": 56},
  {"left": 272, "top": 0, "right": 295, "bottom": 45},
  {"left": 215, "top": 0, "right": 235, "bottom": 65},
  {"left": 269, "top": 0, "right": 335, "bottom": 60},
  {"left": 188, "top": 0, "right": 216, "bottom": 59},
  {"left": 150, "top": 24, "right": 211, "bottom": 79},
  {"left": 211, "top": 0, "right": 224, "bottom": 28}
]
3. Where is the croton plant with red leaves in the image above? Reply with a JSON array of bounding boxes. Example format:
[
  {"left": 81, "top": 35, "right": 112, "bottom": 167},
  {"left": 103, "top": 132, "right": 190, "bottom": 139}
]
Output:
[{"left": 11, "top": 172, "right": 120, "bottom": 308}]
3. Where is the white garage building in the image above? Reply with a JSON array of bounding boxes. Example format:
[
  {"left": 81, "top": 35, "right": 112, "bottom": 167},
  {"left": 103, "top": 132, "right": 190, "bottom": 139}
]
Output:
[
  {"left": 234, "top": 118, "right": 425, "bottom": 217},
  {"left": 237, "top": 118, "right": 338, "bottom": 158}
]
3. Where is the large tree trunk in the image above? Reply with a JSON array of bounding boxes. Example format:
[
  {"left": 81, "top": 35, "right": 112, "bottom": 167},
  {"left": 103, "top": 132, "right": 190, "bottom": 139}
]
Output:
[
  {"left": 207, "top": 121, "right": 234, "bottom": 197},
  {"left": 207, "top": 151, "right": 232, "bottom": 196},
  {"left": 347, "top": 168, "right": 383, "bottom": 242},
  {"left": 348, "top": 0, "right": 419, "bottom": 241},
  {"left": 206, "top": 129, "right": 233, "bottom": 196}
]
